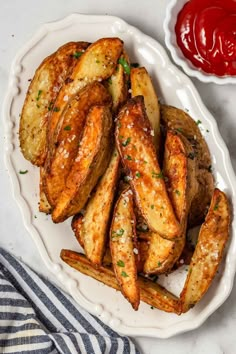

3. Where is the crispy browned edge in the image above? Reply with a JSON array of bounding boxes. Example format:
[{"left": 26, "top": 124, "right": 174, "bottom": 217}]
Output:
[{"left": 60, "top": 249, "right": 180, "bottom": 314}]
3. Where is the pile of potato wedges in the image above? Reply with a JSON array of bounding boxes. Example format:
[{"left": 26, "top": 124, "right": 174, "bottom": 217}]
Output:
[{"left": 19, "top": 37, "right": 231, "bottom": 313}]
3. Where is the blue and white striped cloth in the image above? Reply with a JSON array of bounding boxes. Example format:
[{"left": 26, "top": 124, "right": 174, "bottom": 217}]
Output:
[{"left": 0, "top": 248, "right": 140, "bottom": 354}]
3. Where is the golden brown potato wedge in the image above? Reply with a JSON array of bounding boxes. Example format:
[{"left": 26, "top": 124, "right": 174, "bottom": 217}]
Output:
[
  {"left": 110, "top": 187, "right": 140, "bottom": 310},
  {"left": 115, "top": 96, "right": 180, "bottom": 240},
  {"left": 106, "top": 61, "right": 128, "bottom": 113},
  {"left": 60, "top": 249, "right": 180, "bottom": 313},
  {"left": 52, "top": 105, "right": 112, "bottom": 223},
  {"left": 130, "top": 67, "right": 160, "bottom": 151},
  {"left": 160, "top": 105, "right": 214, "bottom": 227},
  {"left": 44, "top": 82, "right": 111, "bottom": 206},
  {"left": 71, "top": 214, "right": 84, "bottom": 248},
  {"left": 143, "top": 131, "right": 197, "bottom": 274},
  {"left": 82, "top": 149, "right": 120, "bottom": 266},
  {"left": 20, "top": 41, "right": 89, "bottom": 166},
  {"left": 39, "top": 167, "right": 52, "bottom": 214},
  {"left": 180, "top": 189, "right": 230, "bottom": 313},
  {"left": 47, "top": 37, "right": 123, "bottom": 150}
]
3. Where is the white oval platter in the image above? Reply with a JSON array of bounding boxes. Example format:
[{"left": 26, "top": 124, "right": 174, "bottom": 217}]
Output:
[{"left": 3, "top": 14, "right": 236, "bottom": 338}]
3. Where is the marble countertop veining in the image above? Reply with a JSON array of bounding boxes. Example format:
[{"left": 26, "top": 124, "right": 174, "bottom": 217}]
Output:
[{"left": 0, "top": 1, "right": 236, "bottom": 353}]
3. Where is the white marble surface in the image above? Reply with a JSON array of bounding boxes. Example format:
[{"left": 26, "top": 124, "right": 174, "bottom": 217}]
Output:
[{"left": 0, "top": 1, "right": 236, "bottom": 353}]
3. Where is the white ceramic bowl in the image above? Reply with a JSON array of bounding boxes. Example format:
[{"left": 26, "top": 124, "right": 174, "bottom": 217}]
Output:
[{"left": 164, "top": 0, "right": 236, "bottom": 85}]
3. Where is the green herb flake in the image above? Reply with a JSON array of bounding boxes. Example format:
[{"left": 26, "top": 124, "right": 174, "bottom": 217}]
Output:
[
  {"left": 19, "top": 170, "right": 28, "bottom": 174},
  {"left": 36, "top": 104, "right": 40, "bottom": 109},
  {"left": 95, "top": 59, "right": 100, "bottom": 63},
  {"left": 34, "top": 215, "right": 37, "bottom": 219},
  {"left": 151, "top": 204, "right": 154, "bottom": 209},
  {"left": 196, "top": 119, "right": 202, "bottom": 126},
  {"left": 64, "top": 125, "right": 71, "bottom": 131},
  {"left": 150, "top": 306, "right": 154, "bottom": 310},
  {"left": 175, "top": 189, "right": 181, "bottom": 196},
  {"left": 121, "top": 271, "right": 129, "bottom": 277},
  {"left": 53, "top": 107, "right": 60, "bottom": 112},
  {"left": 73, "top": 51, "right": 83, "bottom": 59},
  {"left": 122, "top": 137, "right": 131, "bottom": 147},
  {"left": 152, "top": 170, "right": 164, "bottom": 179},
  {"left": 125, "top": 155, "right": 132, "bottom": 161},
  {"left": 206, "top": 129, "right": 210, "bottom": 133},
  {"left": 117, "top": 260, "right": 125, "bottom": 267},
  {"left": 107, "top": 77, "right": 112, "bottom": 84},
  {"left": 118, "top": 58, "right": 131, "bottom": 75},
  {"left": 176, "top": 128, "right": 183, "bottom": 133},
  {"left": 136, "top": 172, "right": 141, "bottom": 178},
  {"left": 116, "top": 228, "right": 124, "bottom": 236},
  {"left": 48, "top": 101, "right": 53, "bottom": 111},
  {"left": 36, "top": 90, "right": 42, "bottom": 101},
  {"left": 214, "top": 203, "right": 219, "bottom": 211},
  {"left": 157, "top": 261, "right": 162, "bottom": 267}
]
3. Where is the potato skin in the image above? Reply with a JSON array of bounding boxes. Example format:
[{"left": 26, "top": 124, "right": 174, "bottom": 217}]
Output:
[{"left": 20, "top": 41, "right": 89, "bottom": 166}]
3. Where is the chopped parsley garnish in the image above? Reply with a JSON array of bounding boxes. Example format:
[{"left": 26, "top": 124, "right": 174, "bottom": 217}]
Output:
[
  {"left": 176, "top": 128, "right": 183, "bottom": 133},
  {"left": 131, "top": 62, "right": 139, "bottom": 68},
  {"left": 121, "top": 271, "right": 129, "bottom": 277},
  {"left": 196, "top": 119, "right": 202, "bottom": 126},
  {"left": 150, "top": 306, "right": 154, "bottom": 310},
  {"left": 112, "top": 228, "right": 125, "bottom": 237},
  {"left": 206, "top": 129, "right": 210, "bottom": 133},
  {"left": 136, "top": 172, "right": 141, "bottom": 178},
  {"left": 125, "top": 155, "right": 132, "bottom": 160},
  {"left": 151, "top": 204, "right": 154, "bottom": 209},
  {"left": 214, "top": 203, "right": 219, "bottom": 211},
  {"left": 95, "top": 59, "right": 100, "bottom": 63},
  {"left": 73, "top": 51, "right": 83, "bottom": 59},
  {"left": 36, "top": 90, "right": 42, "bottom": 101},
  {"left": 107, "top": 77, "right": 112, "bottom": 84},
  {"left": 175, "top": 189, "right": 181, "bottom": 196},
  {"left": 36, "top": 104, "right": 40, "bottom": 109},
  {"left": 157, "top": 261, "right": 162, "bottom": 267},
  {"left": 53, "top": 107, "right": 60, "bottom": 112},
  {"left": 19, "top": 170, "right": 28, "bottom": 174},
  {"left": 122, "top": 137, "right": 131, "bottom": 146},
  {"left": 34, "top": 215, "right": 37, "bottom": 219},
  {"left": 117, "top": 260, "right": 125, "bottom": 267},
  {"left": 118, "top": 58, "right": 131, "bottom": 75},
  {"left": 48, "top": 101, "right": 53, "bottom": 111},
  {"left": 64, "top": 125, "right": 71, "bottom": 131},
  {"left": 152, "top": 171, "right": 164, "bottom": 179}
]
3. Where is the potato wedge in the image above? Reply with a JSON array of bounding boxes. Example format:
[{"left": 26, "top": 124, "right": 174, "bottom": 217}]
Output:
[
  {"left": 71, "top": 214, "right": 84, "bottom": 248},
  {"left": 52, "top": 105, "right": 112, "bottom": 223},
  {"left": 180, "top": 189, "right": 230, "bottom": 313},
  {"left": 44, "top": 82, "right": 111, "bottom": 206},
  {"left": 110, "top": 187, "right": 140, "bottom": 310},
  {"left": 115, "top": 96, "right": 180, "bottom": 239},
  {"left": 143, "top": 131, "right": 197, "bottom": 274},
  {"left": 130, "top": 67, "right": 160, "bottom": 151},
  {"left": 20, "top": 41, "right": 89, "bottom": 166},
  {"left": 39, "top": 167, "right": 51, "bottom": 214},
  {"left": 60, "top": 249, "right": 180, "bottom": 313},
  {"left": 82, "top": 149, "right": 120, "bottom": 266},
  {"left": 160, "top": 105, "right": 214, "bottom": 227},
  {"left": 47, "top": 37, "right": 123, "bottom": 151}
]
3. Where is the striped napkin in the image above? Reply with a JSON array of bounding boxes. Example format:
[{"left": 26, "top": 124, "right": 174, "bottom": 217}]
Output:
[{"left": 0, "top": 248, "right": 140, "bottom": 354}]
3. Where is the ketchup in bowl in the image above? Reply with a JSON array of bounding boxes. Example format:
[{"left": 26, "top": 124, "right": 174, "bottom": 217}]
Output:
[{"left": 175, "top": 0, "right": 236, "bottom": 76}]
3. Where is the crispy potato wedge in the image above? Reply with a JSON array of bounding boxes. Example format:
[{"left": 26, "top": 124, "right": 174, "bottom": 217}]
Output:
[
  {"left": 20, "top": 41, "right": 89, "bottom": 166},
  {"left": 82, "top": 149, "right": 120, "bottom": 266},
  {"left": 71, "top": 214, "right": 84, "bottom": 248},
  {"left": 44, "top": 82, "right": 111, "bottom": 206},
  {"left": 52, "top": 105, "right": 112, "bottom": 223},
  {"left": 60, "top": 249, "right": 180, "bottom": 313},
  {"left": 110, "top": 187, "right": 140, "bottom": 310},
  {"left": 130, "top": 67, "right": 160, "bottom": 151},
  {"left": 116, "top": 96, "right": 180, "bottom": 239},
  {"left": 160, "top": 105, "right": 214, "bottom": 227},
  {"left": 180, "top": 189, "right": 230, "bottom": 313},
  {"left": 47, "top": 37, "right": 123, "bottom": 150},
  {"left": 39, "top": 167, "right": 51, "bottom": 214}
]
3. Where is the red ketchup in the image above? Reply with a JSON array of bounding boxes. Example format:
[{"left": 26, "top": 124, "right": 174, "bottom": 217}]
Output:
[{"left": 175, "top": 0, "right": 236, "bottom": 76}]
